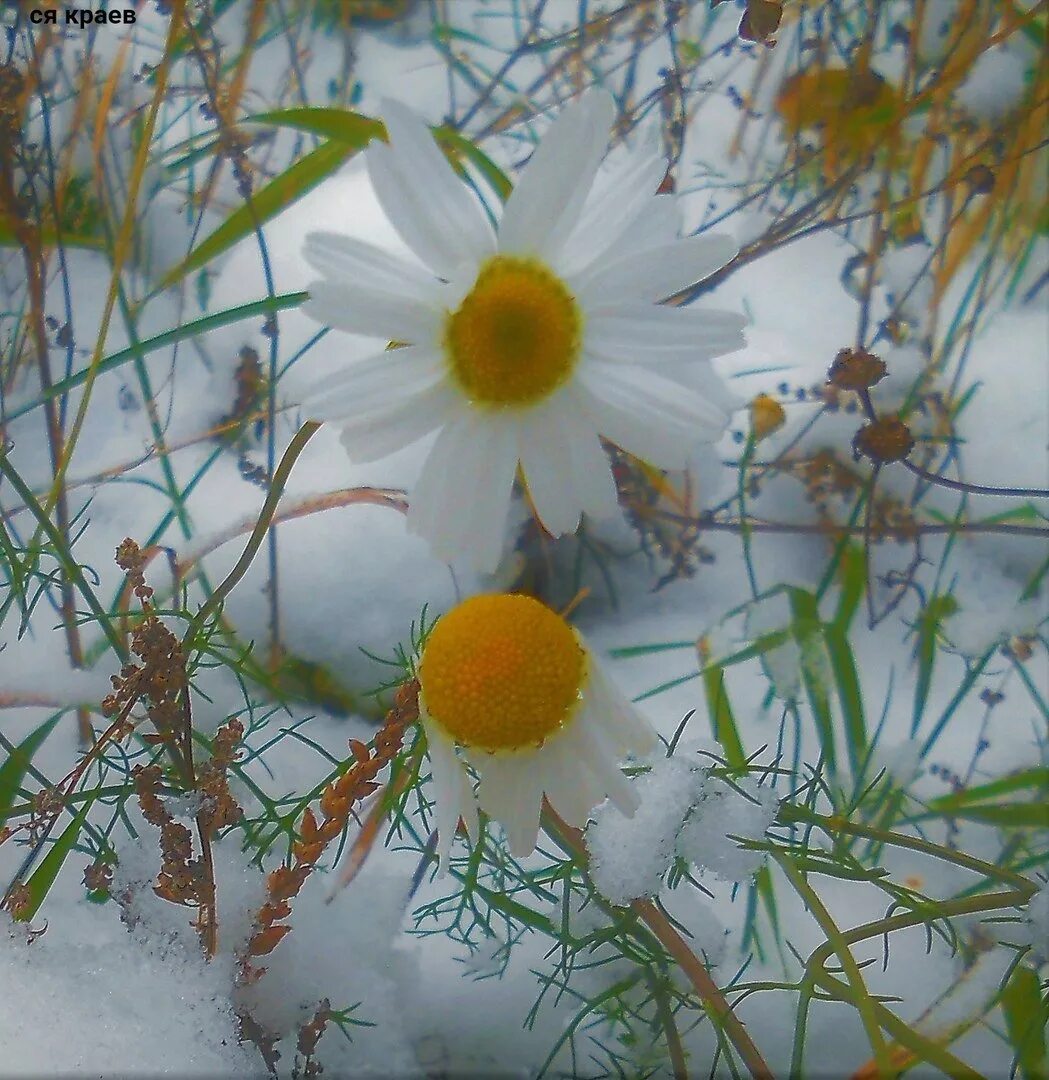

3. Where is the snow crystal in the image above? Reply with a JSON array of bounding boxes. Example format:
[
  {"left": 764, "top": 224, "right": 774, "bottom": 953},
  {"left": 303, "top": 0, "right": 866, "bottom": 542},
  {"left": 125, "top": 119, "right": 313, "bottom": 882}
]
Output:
[
  {"left": 677, "top": 777, "right": 780, "bottom": 883},
  {"left": 587, "top": 756, "right": 704, "bottom": 905}
]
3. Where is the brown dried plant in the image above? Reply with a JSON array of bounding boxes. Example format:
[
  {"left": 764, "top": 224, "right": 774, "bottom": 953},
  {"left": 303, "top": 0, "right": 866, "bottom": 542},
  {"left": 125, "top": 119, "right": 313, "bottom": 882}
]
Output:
[{"left": 238, "top": 680, "right": 417, "bottom": 984}]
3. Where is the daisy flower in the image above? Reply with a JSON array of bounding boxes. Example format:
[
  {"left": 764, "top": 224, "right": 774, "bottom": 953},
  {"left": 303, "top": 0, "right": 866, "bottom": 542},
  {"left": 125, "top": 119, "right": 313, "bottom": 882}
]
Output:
[
  {"left": 416, "top": 592, "right": 657, "bottom": 862},
  {"left": 301, "top": 90, "right": 744, "bottom": 570}
]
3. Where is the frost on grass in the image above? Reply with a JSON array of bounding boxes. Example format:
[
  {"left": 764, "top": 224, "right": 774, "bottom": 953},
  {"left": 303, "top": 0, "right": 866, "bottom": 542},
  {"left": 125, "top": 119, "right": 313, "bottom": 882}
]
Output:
[{"left": 587, "top": 757, "right": 779, "bottom": 904}]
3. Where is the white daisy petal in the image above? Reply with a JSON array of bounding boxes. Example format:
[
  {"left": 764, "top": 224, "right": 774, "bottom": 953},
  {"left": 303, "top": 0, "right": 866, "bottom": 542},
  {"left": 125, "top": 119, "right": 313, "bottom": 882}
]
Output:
[
  {"left": 572, "top": 233, "right": 738, "bottom": 308},
  {"left": 498, "top": 91, "right": 616, "bottom": 259},
  {"left": 584, "top": 660, "right": 658, "bottom": 758},
  {"left": 605, "top": 195, "right": 682, "bottom": 260},
  {"left": 578, "top": 362, "right": 729, "bottom": 460},
  {"left": 473, "top": 752, "right": 543, "bottom": 856},
  {"left": 562, "top": 718, "right": 639, "bottom": 817},
  {"left": 368, "top": 143, "right": 469, "bottom": 280},
  {"left": 586, "top": 305, "right": 747, "bottom": 363},
  {"left": 408, "top": 409, "right": 519, "bottom": 569},
  {"left": 465, "top": 414, "right": 522, "bottom": 572},
  {"left": 300, "top": 345, "right": 443, "bottom": 420},
  {"left": 303, "top": 279, "right": 440, "bottom": 344},
  {"left": 303, "top": 232, "right": 448, "bottom": 304},
  {"left": 424, "top": 719, "right": 475, "bottom": 869},
  {"left": 381, "top": 99, "right": 496, "bottom": 266},
  {"left": 337, "top": 382, "right": 458, "bottom": 463},
  {"left": 656, "top": 364, "right": 746, "bottom": 417},
  {"left": 576, "top": 384, "right": 693, "bottom": 468},
  {"left": 557, "top": 717, "right": 639, "bottom": 816},
  {"left": 556, "top": 153, "right": 667, "bottom": 277},
  {"left": 518, "top": 392, "right": 619, "bottom": 535},
  {"left": 538, "top": 736, "right": 603, "bottom": 828}
]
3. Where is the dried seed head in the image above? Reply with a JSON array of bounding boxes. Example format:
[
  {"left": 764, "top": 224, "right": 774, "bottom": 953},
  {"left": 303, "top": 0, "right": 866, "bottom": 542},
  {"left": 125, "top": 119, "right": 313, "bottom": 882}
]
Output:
[
  {"left": 828, "top": 347, "right": 887, "bottom": 391},
  {"left": 852, "top": 416, "right": 915, "bottom": 463}
]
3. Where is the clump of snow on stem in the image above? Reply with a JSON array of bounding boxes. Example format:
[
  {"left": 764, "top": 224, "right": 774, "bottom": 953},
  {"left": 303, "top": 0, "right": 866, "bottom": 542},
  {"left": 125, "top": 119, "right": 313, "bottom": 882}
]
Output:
[
  {"left": 677, "top": 776, "right": 780, "bottom": 884},
  {"left": 587, "top": 756, "right": 703, "bottom": 905},
  {"left": 587, "top": 757, "right": 780, "bottom": 904}
]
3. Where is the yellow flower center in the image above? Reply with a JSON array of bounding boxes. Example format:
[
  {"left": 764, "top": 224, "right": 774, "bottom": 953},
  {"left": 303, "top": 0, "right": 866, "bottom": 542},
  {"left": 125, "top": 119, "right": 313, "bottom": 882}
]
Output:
[
  {"left": 443, "top": 256, "right": 582, "bottom": 408},
  {"left": 419, "top": 593, "right": 586, "bottom": 752}
]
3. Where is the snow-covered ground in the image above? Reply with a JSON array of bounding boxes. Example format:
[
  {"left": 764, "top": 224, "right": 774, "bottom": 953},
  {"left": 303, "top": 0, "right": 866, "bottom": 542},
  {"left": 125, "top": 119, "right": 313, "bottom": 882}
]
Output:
[{"left": 1, "top": 2, "right": 1046, "bottom": 1076}]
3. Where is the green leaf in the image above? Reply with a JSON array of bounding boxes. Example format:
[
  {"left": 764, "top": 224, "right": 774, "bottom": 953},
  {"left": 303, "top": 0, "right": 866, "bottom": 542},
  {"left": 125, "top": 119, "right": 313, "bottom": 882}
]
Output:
[
  {"left": 246, "top": 106, "right": 384, "bottom": 144},
  {"left": 0, "top": 218, "right": 104, "bottom": 252},
  {"left": 832, "top": 543, "right": 865, "bottom": 631},
  {"left": 160, "top": 133, "right": 378, "bottom": 289},
  {"left": 913, "top": 594, "right": 957, "bottom": 734},
  {"left": 248, "top": 106, "right": 513, "bottom": 202},
  {"left": 0, "top": 715, "right": 62, "bottom": 821},
  {"left": 1001, "top": 964, "right": 1048, "bottom": 1080},
  {"left": 790, "top": 589, "right": 836, "bottom": 777},
  {"left": 702, "top": 666, "right": 746, "bottom": 768},
  {"left": 16, "top": 794, "right": 96, "bottom": 922},
  {"left": 929, "top": 769, "right": 1049, "bottom": 812},
  {"left": 936, "top": 803, "right": 1049, "bottom": 828},
  {"left": 824, "top": 625, "right": 867, "bottom": 781}
]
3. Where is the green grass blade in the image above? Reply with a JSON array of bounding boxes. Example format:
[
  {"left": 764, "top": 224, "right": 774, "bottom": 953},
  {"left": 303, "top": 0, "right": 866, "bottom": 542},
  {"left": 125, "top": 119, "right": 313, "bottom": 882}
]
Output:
[
  {"left": 0, "top": 715, "right": 62, "bottom": 821},
  {"left": 1001, "top": 964, "right": 1048, "bottom": 1080},
  {"left": 702, "top": 666, "right": 746, "bottom": 768},
  {"left": 16, "top": 793, "right": 96, "bottom": 922},
  {"left": 160, "top": 137, "right": 372, "bottom": 289},
  {"left": 4, "top": 292, "right": 307, "bottom": 424}
]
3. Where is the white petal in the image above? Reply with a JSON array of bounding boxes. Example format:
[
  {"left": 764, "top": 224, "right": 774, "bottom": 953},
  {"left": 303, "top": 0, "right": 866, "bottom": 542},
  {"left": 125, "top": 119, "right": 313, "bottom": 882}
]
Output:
[
  {"left": 368, "top": 142, "right": 473, "bottom": 281},
  {"left": 407, "top": 409, "right": 520, "bottom": 570},
  {"left": 580, "top": 362, "right": 730, "bottom": 452},
  {"left": 576, "top": 379, "right": 694, "bottom": 469},
  {"left": 337, "top": 382, "right": 458, "bottom": 463},
  {"left": 656, "top": 364, "right": 746, "bottom": 417},
  {"left": 556, "top": 152, "right": 667, "bottom": 277},
  {"left": 572, "top": 234, "right": 738, "bottom": 308},
  {"left": 381, "top": 99, "right": 496, "bottom": 266},
  {"left": 498, "top": 91, "right": 615, "bottom": 259},
  {"left": 424, "top": 718, "right": 477, "bottom": 869},
  {"left": 570, "top": 717, "right": 643, "bottom": 816},
  {"left": 303, "top": 232, "right": 448, "bottom": 305},
  {"left": 300, "top": 345, "right": 443, "bottom": 420},
  {"left": 584, "top": 658, "right": 658, "bottom": 758},
  {"left": 586, "top": 305, "right": 747, "bottom": 363},
  {"left": 537, "top": 734, "right": 604, "bottom": 828},
  {"left": 303, "top": 278, "right": 440, "bottom": 344},
  {"left": 607, "top": 195, "right": 681, "bottom": 259},
  {"left": 473, "top": 752, "right": 544, "bottom": 857},
  {"left": 517, "top": 391, "right": 619, "bottom": 536},
  {"left": 561, "top": 718, "right": 638, "bottom": 817}
]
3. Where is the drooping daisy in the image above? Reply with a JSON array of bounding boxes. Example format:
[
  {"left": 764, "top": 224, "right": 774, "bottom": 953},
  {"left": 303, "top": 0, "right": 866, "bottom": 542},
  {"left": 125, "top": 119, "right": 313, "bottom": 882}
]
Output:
[
  {"left": 416, "top": 592, "right": 657, "bottom": 862},
  {"left": 301, "top": 90, "right": 744, "bottom": 570}
]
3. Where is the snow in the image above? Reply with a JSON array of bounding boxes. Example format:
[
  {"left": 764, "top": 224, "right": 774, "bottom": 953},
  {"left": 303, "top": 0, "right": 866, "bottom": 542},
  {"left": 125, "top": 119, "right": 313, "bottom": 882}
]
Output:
[
  {"left": 1, "top": 2, "right": 1047, "bottom": 1077},
  {"left": 587, "top": 755, "right": 704, "bottom": 905},
  {"left": 676, "top": 776, "right": 779, "bottom": 884},
  {"left": 0, "top": 911, "right": 256, "bottom": 1077}
]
